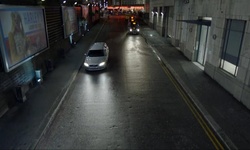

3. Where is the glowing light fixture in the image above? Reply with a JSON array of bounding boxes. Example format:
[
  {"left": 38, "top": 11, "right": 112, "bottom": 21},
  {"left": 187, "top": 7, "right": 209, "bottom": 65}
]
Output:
[
  {"left": 84, "top": 62, "right": 89, "bottom": 67},
  {"left": 99, "top": 62, "right": 105, "bottom": 66}
]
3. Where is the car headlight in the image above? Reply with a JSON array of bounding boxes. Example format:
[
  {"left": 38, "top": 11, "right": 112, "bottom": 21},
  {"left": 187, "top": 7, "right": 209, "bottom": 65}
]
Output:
[
  {"left": 84, "top": 62, "right": 89, "bottom": 67},
  {"left": 129, "top": 28, "right": 132, "bottom": 32},
  {"left": 99, "top": 62, "right": 106, "bottom": 66},
  {"left": 137, "top": 28, "right": 140, "bottom": 32}
]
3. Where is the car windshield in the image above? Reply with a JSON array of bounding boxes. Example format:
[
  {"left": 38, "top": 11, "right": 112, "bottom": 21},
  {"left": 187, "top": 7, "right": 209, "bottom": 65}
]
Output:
[{"left": 87, "top": 50, "right": 105, "bottom": 57}]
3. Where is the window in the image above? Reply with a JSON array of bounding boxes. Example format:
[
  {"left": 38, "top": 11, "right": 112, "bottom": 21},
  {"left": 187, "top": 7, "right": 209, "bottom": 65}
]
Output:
[
  {"left": 220, "top": 19, "right": 246, "bottom": 76},
  {"left": 87, "top": 50, "right": 105, "bottom": 57}
]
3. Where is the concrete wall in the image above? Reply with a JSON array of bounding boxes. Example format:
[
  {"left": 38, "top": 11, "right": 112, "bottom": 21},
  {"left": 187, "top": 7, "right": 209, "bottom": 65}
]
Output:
[
  {"left": 204, "top": 0, "right": 250, "bottom": 109},
  {"left": 150, "top": 0, "right": 250, "bottom": 109},
  {"left": 0, "top": 4, "right": 81, "bottom": 117},
  {"left": 149, "top": 0, "right": 174, "bottom": 37}
]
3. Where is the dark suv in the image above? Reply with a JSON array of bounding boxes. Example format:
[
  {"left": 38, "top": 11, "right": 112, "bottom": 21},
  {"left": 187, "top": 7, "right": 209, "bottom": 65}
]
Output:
[{"left": 128, "top": 21, "right": 140, "bottom": 34}]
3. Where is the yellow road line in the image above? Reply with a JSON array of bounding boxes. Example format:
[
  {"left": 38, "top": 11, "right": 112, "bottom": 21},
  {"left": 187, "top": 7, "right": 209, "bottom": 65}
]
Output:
[{"left": 159, "top": 60, "right": 224, "bottom": 150}]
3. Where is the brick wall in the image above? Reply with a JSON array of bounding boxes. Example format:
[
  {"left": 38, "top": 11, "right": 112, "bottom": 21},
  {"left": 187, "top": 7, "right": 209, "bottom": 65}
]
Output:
[
  {"left": 0, "top": 4, "right": 74, "bottom": 117},
  {"left": 0, "top": 59, "right": 35, "bottom": 117},
  {"left": 0, "top": 61, "right": 34, "bottom": 92},
  {"left": 0, "top": 0, "right": 92, "bottom": 117},
  {"left": 0, "top": 39, "right": 74, "bottom": 117}
]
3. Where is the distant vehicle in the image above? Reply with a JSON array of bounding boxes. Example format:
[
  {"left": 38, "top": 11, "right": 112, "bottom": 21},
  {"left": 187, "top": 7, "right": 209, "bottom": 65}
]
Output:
[
  {"left": 84, "top": 42, "right": 109, "bottom": 71},
  {"left": 128, "top": 21, "right": 140, "bottom": 34},
  {"left": 129, "top": 16, "right": 136, "bottom": 22}
]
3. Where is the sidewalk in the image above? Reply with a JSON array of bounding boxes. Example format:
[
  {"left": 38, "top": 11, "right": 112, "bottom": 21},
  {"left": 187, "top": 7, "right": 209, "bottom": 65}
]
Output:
[
  {"left": 0, "top": 23, "right": 102, "bottom": 149},
  {"left": 140, "top": 27, "right": 250, "bottom": 149}
]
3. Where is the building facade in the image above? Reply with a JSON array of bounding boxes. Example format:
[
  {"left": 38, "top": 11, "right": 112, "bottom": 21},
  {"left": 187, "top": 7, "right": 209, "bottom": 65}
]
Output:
[
  {"left": 0, "top": 0, "right": 100, "bottom": 117},
  {"left": 149, "top": 0, "right": 250, "bottom": 109},
  {"left": 111, "top": 0, "right": 145, "bottom": 5}
]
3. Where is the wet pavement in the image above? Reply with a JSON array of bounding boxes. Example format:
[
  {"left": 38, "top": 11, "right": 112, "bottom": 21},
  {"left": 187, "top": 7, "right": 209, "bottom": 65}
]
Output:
[
  {"left": 0, "top": 19, "right": 250, "bottom": 149},
  {"left": 140, "top": 27, "right": 250, "bottom": 149},
  {"left": 35, "top": 19, "right": 216, "bottom": 149}
]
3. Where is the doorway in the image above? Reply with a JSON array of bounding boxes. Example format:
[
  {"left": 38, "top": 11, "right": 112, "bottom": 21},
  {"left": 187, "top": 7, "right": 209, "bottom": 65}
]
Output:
[{"left": 195, "top": 24, "right": 211, "bottom": 65}]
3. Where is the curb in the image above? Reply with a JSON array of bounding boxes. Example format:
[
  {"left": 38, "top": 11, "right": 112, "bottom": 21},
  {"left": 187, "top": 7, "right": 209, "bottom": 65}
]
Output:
[
  {"left": 31, "top": 21, "right": 107, "bottom": 149},
  {"left": 140, "top": 30, "right": 237, "bottom": 150}
]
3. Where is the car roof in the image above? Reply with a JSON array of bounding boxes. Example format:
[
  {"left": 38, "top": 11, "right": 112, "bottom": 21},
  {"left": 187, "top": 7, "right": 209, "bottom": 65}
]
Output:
[{"left": 89, "top": 42, "right": 107, "bottom": 50}]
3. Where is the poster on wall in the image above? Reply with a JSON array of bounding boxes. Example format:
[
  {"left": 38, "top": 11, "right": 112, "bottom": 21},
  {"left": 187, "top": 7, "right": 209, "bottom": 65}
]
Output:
[
  {"left": 81, "top": 5, "right": 89, "bottom": 20},
  {"left": 62, "top": 6, "right": 78, "bottom": 38},
  {"left": 0, "top": 5, "right": 49, "bottom": 72}
]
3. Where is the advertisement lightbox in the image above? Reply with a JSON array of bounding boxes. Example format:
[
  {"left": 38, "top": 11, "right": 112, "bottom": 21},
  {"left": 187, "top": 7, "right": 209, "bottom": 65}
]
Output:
[
  {"left": 0, "top": 5, "right": 49, "bottom": 72},
  {"left": 62, "top": 6, "right": 78, "bottom": 38},
  {"left": 81, "top": 5, "right": 89, "bottom": 20}
]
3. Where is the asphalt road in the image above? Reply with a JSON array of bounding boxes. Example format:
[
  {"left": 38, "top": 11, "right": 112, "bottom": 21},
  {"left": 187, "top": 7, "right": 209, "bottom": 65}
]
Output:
[{"left": 35, "top": 16, "right": 218, "bottom": 149}]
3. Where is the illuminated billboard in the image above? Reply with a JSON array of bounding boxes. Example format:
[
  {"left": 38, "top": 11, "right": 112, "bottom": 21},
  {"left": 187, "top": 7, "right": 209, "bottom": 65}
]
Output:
[
  {"left": 81, "top": 5, "right": 89, "bottom": 20},
  {"left": 0, "top": 5, "right": 49, "bottom": 72},
  {"left": 92, "top": 6, "right": 99, "bottom": 22},
  {"left": 62, "top": 6, "right": 78, "bottom": 38}
]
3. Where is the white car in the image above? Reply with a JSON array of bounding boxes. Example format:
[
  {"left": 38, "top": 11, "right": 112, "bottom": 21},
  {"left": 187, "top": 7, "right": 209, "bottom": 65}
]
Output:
[{"left": 84, "top": 42, "right": 109, "bottom": 71}]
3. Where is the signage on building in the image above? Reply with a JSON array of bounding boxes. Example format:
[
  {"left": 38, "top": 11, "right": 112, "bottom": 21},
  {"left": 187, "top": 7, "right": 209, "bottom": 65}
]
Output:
[
  {"left": 0, "top": 5, "right": 49, "bottom": 72},
  {"left": 62, "top": 6, "right": 78, "bottom": 38},
  {"left": 81, "top": 5, "right": 89, "bottom": 20}
]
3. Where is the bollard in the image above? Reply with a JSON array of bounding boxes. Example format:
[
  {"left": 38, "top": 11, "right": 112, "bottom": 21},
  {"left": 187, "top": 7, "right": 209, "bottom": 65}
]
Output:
[{"left": 35, "top": 70, "right": 43, "bottom": 83}]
